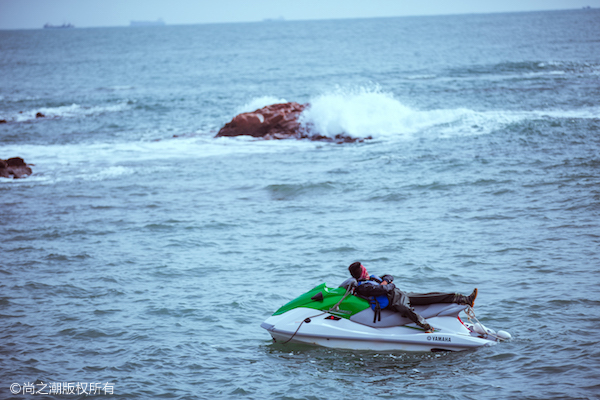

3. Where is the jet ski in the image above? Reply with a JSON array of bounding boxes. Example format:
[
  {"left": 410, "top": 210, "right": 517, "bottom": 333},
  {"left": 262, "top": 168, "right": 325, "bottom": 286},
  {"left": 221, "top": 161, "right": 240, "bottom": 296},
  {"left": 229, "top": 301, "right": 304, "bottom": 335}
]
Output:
[{"left": 261, "top": 278, "right": 511, "bottom": 352}]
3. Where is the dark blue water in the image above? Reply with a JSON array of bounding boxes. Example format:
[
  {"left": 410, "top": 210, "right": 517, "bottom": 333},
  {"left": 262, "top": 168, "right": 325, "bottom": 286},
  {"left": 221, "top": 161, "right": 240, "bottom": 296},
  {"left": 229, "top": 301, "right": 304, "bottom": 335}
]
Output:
[{"left": 1, "top": 9, "right": 600, "bottom": 400}]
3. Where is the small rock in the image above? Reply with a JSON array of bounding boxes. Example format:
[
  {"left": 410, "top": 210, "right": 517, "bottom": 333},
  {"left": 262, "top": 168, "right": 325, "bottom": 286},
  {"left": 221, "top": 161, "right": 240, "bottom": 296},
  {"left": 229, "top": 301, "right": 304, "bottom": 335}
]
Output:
[{"left": 0, "top": 157, "right": 33, "bottom": 179}]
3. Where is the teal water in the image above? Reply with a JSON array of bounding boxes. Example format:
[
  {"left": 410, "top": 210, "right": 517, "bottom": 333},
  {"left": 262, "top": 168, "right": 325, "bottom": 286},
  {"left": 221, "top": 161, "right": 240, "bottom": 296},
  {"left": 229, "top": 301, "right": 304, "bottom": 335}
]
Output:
[{"left": 1, "top": 9, "right": 600, "bottom": 400}]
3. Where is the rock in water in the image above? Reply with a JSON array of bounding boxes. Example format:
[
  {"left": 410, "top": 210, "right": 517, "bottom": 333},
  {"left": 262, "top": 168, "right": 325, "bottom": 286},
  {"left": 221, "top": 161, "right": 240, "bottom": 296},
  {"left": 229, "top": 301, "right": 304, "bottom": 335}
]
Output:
[
  {"left": 215, "top": 102, "right": 370, "bottom": 143},
  {"left": 216, "top": 102, "right": 307, "bottom": 139},
  {"left": 0, "top": 158, "right": 33, "bottom": 179}
]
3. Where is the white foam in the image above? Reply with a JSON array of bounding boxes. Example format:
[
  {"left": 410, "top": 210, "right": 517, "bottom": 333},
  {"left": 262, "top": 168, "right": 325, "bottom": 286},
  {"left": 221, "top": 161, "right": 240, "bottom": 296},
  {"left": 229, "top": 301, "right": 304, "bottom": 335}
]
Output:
[
  {"left": 81, "top": 166, "right": 133, "bottom": 181},
  {"left": 300, "top": 86, "right": 484, "bottom": 139},
  {"left": 532, "top": 108, "right": 600, "bottom": 119},
  {"left": 300, "top": 86, "right": 419, "bottom": 139},
  {"left": 1, "top": 102, "right": 130, "bottom": 123},
  {"left": 428, "top": 109, "right": 523, "bottom": 138},
  {"left": 1, "top": 94, "right": 41, "bottom": 103},
  {"left": 298, "top": 85, "right": 599, "bottom": 140},
  {"left": 97, "top": 85, "right": 135, "bottom": 91},
  {"left": 405, "top": 74, "right": 437, "bottom": 80},
  {"left": 0, "top": 135, "right": 319, "bottom": 184}
]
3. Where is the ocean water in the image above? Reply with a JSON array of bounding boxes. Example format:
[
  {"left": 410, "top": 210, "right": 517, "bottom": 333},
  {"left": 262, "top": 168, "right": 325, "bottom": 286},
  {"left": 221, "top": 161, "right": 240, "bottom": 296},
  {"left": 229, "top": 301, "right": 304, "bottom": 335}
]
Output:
[{"left": 1, "top": 9, "right": 600, "bottom": 400}]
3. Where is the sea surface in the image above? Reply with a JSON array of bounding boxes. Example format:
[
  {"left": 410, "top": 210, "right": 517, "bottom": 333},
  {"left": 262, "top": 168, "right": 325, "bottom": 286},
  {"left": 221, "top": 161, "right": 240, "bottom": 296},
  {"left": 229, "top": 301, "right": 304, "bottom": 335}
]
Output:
[{"left": 1, "top": 9, "right": 600, "bottom": 400}]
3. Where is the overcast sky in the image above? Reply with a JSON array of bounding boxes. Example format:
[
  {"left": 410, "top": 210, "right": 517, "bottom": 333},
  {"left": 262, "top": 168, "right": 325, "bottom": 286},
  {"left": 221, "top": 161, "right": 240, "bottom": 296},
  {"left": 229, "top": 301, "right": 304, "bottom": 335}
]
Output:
[{"left": 0, "top": 0, "right": 598, "bottom": 30}]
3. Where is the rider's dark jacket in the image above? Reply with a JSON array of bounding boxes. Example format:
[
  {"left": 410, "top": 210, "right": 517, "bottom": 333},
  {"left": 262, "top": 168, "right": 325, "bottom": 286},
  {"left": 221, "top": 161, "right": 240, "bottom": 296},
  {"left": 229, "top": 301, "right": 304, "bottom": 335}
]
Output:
[{"left": 355, "top": 274, "right": 395, "bottom": 310}]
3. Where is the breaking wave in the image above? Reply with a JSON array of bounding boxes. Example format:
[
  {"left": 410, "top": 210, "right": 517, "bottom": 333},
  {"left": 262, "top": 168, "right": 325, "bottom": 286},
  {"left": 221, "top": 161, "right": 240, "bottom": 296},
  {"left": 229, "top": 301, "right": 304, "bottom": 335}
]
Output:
[
  {"left": 298, "top": 86, "right": 600, "bottom": 140},
  {"left": 298, "top": 86, "right": 502, "bottom": 139},
  {"left": 0, "top": 102, "right": 130, "bottom": 123},
  {"left": 300, "top": 86, "right": 416, "bottom": 139}
]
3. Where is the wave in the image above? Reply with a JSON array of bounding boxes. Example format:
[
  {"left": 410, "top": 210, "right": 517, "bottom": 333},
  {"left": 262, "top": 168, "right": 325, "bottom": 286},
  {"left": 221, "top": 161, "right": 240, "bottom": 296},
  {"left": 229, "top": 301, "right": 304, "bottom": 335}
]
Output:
[
  {"left": 450, "top": 60, "right": 600, "bottom": 78},
  {"left": 265, "top": 181, "right": 336, "bottom": 201},
  {"left": 298, "top": 86, "right": 512, "bottom": 139},
  {"left": 4, "top": 87, "right": 597, "bottom": 185},
  {"left": 0, "top": 101, "right": 130, "bottom": 123},
  {"left": 0, "top": 136, "right": 319, "bottom": 184},
  {"left": 296, "top": 86, "right": 600, "bottom": 139},
  {"left": 300, "top": 86, "right": 416, "bottom": 139}
]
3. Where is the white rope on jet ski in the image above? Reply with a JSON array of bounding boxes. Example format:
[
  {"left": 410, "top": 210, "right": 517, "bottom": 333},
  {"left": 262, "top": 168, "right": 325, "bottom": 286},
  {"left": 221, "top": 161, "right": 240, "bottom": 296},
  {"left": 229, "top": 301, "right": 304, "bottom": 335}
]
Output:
[
  {"left": 281, "top": 286, "right": 353, "bottom": 344},
  {"left": 464, "top": 306, "right": 506, "bottom": 341}
]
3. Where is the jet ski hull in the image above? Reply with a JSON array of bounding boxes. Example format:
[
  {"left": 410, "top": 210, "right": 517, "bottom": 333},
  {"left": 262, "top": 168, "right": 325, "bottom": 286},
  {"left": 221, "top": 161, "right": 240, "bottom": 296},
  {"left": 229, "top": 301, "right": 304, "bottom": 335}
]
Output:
[{"left": 262, "top": 307, "right": 498, "bottom": 352}]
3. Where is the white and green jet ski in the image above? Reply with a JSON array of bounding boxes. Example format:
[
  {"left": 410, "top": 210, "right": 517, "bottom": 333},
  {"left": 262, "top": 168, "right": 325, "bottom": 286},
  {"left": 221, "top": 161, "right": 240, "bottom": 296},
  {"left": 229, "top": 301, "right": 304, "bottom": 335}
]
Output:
[{"left": 261, "top": 278, "right": 511, "bottom": 352}]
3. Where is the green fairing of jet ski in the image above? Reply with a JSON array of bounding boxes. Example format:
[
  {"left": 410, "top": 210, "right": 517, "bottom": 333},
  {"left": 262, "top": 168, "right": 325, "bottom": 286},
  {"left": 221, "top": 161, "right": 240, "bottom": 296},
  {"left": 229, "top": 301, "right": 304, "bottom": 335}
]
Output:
[{"left": 272, "top": 283, "right": 369, "bottom": 317}]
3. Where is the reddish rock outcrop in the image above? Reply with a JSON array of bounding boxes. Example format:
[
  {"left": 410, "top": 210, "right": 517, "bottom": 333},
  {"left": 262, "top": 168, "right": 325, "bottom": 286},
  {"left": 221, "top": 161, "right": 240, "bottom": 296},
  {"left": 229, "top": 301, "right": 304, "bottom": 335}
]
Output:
[
  {"left": 0, "top": 158, "right": 33, "bottom": 179},
  {"left": 216, "top": 102, "right": 370, "bottom": 143},
  {"left": 216, "top": 102, "right": 307, "bottom": 140}
]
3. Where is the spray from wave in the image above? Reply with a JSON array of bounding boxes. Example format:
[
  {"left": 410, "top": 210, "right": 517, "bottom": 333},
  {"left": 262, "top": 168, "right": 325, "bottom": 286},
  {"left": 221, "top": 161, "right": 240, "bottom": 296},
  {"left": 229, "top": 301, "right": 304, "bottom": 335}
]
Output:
[
  {"left": 300, "top": 86, "right": 418, "bottom": 139},
  {"left": 298, "top": 86, "right": 538, "bottom": 140}
]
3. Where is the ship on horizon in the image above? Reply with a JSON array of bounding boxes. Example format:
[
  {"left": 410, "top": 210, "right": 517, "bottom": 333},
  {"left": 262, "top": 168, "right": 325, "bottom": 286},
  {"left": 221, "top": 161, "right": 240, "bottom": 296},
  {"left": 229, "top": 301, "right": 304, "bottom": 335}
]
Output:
[{"left": 43, "top": 23, "right": 74, "bottom": 29}]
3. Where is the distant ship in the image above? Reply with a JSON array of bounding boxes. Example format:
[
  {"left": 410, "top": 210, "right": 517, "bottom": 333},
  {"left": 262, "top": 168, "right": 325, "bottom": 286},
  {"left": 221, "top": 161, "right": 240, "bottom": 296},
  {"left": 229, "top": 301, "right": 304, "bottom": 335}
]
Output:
[
  {"left": 130, "top": 19, "right": 166, "bottom": 27},
  {"left": 263, "top": 16, "right": 285, "bottom": 22},
  {"left": 43, "top": 23, "right": 74, "bottom": 29}
]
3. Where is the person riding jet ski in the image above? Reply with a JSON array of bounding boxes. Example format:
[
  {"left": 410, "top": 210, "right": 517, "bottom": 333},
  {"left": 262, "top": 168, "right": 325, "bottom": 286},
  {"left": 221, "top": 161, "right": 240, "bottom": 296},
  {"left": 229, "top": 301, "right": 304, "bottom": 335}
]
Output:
[{"left": 348, "top": 261, "right": 478, "bottom": 333}]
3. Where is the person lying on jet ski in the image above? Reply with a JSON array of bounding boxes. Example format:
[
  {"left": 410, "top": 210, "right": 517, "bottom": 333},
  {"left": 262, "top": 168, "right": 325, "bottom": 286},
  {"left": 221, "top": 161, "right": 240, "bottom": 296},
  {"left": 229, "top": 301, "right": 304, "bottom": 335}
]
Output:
[{"left": 348, "top": 261, "right": 478, "bottom": 333}]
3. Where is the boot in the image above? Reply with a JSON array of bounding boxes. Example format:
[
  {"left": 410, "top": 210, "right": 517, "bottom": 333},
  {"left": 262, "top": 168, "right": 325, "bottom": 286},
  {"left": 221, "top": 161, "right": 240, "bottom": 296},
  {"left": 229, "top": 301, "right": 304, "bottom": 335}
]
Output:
[
  {"left": 460, "top": 288, "right": 478, "bottom": 307},
  {"left": 413, "top": 312, "right": 434, "bottom": 332}
]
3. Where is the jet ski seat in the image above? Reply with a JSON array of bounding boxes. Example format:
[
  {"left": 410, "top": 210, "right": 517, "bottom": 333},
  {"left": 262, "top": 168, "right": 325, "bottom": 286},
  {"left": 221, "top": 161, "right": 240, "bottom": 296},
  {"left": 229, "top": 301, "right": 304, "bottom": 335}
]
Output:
[{"left": 350, "top": 302, "right": 467, "bottom": 328}]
